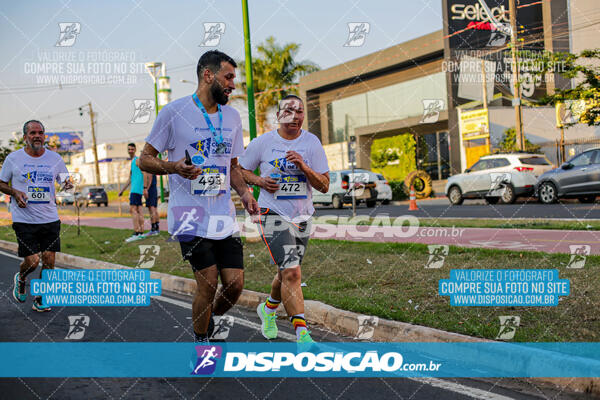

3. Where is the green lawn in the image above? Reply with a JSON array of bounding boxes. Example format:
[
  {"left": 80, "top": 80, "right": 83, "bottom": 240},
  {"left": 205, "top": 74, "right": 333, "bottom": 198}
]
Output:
[{"left": 0, "top": 224, "right": 597, "bottom": 342}]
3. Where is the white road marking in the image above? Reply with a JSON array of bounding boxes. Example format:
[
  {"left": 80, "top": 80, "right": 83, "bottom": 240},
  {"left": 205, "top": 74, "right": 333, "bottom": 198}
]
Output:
[
  {"left": 0, "top": 252, "right": 517, "bottom": 399},
  {"left": 154, "top": 295, "right": 298, "bottom": 341},
  {"left": 0, "top": 249, "right": 21, "bottom": 260},
  {"left": 411, "top": 378, "right": 515, "bottom": 400},
  {"left": 155, "top": 295, "right": 516, "bottom": 400}
]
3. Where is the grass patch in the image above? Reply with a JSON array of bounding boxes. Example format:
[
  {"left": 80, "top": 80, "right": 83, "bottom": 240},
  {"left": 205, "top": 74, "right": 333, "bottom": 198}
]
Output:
[{"left": 0, "top": 224, "right": 597, "bottom": 342}]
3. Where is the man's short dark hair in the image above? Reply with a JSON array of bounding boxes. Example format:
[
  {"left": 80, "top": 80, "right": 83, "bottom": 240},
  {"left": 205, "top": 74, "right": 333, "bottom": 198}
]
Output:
[
  {"left": 128, "top": 143, "right": 136, "bottom": 148},
  {"left": 196, "top": 50, "right": 237, "bottom": 79},
  {"left": 277, "top": 94, "right": 304, "bottom": 112},
  {"left": 23, "top": 120, "right": 45, "bottom": 135}
]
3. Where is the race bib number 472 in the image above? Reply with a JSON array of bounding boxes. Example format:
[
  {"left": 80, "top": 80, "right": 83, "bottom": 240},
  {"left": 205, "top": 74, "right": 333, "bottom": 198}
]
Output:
[
  {"left": 27, "top": 186, "right": 50, "bottom": 203},
  {"left": 191, "top": 166, "right": 227, "bottom": 196},
  {"left": 275, "top": 175, "right": 307, "bottom": 199}
]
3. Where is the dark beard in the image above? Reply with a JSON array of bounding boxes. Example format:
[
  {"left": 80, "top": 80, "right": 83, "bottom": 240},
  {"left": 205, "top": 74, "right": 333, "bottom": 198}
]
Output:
[{"left": 210, "top": 81, "right": 229, "bottom": 105}]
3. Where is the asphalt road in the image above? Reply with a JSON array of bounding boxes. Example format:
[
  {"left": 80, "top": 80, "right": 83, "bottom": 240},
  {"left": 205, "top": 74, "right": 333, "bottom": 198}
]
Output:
[
  {"left": 49, "top": 198, "right": 600, "bottom": 219},
  {"left": 0, "top": 252, "right": 586, "bottom": 400},
  {"left": 311, "top": 198, "right": 600, "bottom": 220}
]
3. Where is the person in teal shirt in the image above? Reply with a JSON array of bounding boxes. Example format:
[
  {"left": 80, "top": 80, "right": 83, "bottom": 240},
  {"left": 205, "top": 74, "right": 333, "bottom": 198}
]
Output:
[{"left": 119, "top": 143, "right": 146, "bottom": 242}]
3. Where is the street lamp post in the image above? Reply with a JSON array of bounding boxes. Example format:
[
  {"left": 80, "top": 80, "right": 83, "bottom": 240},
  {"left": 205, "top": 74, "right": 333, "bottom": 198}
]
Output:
[{"left": 145, "top": 62, "right": 165, "bottom": 203}]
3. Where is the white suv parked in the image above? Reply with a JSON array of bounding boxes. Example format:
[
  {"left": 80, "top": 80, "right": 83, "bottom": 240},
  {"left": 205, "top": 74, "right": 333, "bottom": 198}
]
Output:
[{"left": 445, "top": 153, "right": 553, "bottom": 205}]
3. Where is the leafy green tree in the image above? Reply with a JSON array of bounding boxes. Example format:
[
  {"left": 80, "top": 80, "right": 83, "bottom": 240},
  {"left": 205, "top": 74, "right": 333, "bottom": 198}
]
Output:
[
  {"left": 528, "top": 49, "right": 600, "bottom": 125},
  {"left": 0, "top": 137, "right": 25, "bottom": 165},
  {"left": 498, "top": 127, "right": 540, "bottom": 153},
  {"left": 237, "top": 36, "right": 319, "bottom": 133}
]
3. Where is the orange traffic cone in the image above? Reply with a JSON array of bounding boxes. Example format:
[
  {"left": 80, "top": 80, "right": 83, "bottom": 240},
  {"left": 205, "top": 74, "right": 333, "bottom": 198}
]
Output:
[{"left": 408, "top": 185, "right": 419, "bottom": 211}]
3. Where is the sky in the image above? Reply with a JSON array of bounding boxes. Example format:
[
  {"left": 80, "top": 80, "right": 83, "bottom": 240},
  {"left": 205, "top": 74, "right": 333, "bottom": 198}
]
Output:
[{"left": 0, "top": 0, "right": 442, "bottom": 148}]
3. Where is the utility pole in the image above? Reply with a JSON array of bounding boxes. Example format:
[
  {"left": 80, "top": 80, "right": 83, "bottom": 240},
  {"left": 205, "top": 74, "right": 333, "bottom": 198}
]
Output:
[
  {"left": 509, "top": 0, "right": 525, "bottom": 150},
  {"left": 346, "top": 114, "right": 356, "bottom": 217},
  {"left": 242, "top": 0, "right": 260, "bottom": 199},
  {"left": 480, "top": 59, "right": 491, "bottom": 152},
  {"left": 79, "top": 103, "right": 101, "bottom": 186}
]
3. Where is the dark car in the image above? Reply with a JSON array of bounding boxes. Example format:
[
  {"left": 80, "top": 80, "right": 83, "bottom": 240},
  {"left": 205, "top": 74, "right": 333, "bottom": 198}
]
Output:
[
  {"left": 536, "top": 147, "right": 600, "bottom": 204},
  {"left": 81, "top": 186, "right": 109, "bottom": 207}
]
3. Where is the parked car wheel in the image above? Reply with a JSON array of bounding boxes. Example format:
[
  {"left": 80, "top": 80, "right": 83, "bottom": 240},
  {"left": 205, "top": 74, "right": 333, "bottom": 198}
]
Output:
[
  {"left": 332, "top": 194, "right": 343, "bottom": 209},
  {"left": 578, "top": 196, "right": 596, "bottom": 203},
  {"left": 448, "top": 186, "right": 463, "bottom": 205},
  {"left": 538, "top": 181, "right": 558, "bottom": 204},
  {"left": 500, "top": 184, "right": 516, "bottom": 204},
  {"left": 485, "top": 197, "right": 499, "bottom": 205},
  {"left": 366, "top": 200, "right": 376, "bottom": 208},
  {"left": 104, "top": 202, "right": 108, "bottom": 207}
]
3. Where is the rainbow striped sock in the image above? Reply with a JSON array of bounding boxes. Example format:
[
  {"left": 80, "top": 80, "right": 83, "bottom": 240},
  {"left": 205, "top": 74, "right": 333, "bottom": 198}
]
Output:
[
  {"left": 291, "top": 314, "right": 308, "bottom": 338},
  {"left": 265, "top": 296, "right": 280, "bottom": 313}
]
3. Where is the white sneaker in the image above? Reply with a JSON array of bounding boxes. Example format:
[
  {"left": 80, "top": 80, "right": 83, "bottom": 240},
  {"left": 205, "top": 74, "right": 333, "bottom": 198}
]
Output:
[{"left": 125, "top": 234, "right": 143, "bottom": 243}]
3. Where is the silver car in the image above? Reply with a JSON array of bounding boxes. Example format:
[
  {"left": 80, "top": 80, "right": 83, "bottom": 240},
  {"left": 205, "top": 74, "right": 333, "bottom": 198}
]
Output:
[
  {"left": 445, "top": 156, "right": 538, "bottom": 205},
  {"left": 536, "top": 147, "right": 600, "bottom": 204}
]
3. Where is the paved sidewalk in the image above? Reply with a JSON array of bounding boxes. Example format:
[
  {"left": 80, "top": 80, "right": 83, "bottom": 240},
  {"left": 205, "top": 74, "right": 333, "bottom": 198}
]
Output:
[{"left": 9, "top": 213, "right": 593, "bottom": 255}]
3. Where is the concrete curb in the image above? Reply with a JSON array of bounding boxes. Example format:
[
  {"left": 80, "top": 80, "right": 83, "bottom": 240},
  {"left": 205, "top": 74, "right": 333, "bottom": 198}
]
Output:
[{"left": 0, "top": 239, "right": 597, "bottom": 395}]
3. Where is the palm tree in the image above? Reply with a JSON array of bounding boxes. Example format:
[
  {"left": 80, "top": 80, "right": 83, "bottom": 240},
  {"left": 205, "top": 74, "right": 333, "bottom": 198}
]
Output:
[{"left": 237, "top": 36, "right": 319, "bottom": 134}]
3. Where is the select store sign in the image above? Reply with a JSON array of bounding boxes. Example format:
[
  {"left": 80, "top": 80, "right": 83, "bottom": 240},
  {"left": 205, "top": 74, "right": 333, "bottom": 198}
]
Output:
[{"left": 446, "top": 0, "right": 543, "bottom": 50}]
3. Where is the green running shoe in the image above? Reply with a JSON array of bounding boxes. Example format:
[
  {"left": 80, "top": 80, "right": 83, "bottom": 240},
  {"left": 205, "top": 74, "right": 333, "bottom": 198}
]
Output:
[
  {"left": 297, "top": 330, "right": 315, "bottom": 344},
  {"left": 257, "top": 302, "right": 278, "bottom": 339}
]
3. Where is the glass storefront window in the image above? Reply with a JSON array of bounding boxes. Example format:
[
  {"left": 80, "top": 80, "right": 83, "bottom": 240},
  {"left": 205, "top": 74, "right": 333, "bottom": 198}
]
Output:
[{"left": 328, "top": 72, "right": 447, "bottom": 144}]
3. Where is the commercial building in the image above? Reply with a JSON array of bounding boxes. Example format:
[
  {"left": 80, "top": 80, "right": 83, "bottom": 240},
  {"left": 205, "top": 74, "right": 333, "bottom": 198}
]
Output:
[{"left": 299, "top": 0, "right": 599, "bottom": 181}]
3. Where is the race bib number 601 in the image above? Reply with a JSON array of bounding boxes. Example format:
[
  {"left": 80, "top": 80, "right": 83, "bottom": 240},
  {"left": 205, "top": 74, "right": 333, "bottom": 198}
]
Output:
[
  {"left": 191, "top": 166, "right": 227, "bottom": 196},
  {"left": 27, "top": 186, "right": 50, "bottom": 203}
]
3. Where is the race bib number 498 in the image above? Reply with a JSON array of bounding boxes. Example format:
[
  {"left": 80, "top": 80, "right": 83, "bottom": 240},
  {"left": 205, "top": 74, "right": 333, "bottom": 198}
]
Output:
[
  {"left": 275, "top": 175, "right": 307, "bottom": 199},
  {"left": 27, "top": 186, "right": 50, "bottom": 203},
  {"left": 191, "top": 166, "right": 227, "bottom": 196}
]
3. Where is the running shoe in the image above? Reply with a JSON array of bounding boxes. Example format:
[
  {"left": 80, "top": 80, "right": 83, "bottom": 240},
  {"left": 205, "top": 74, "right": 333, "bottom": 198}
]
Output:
[
  {"left": 124, "top": 234, "right": 144, "bottom": 243},
  {"left": 257, "top": 302, "right": 278, "bottom": 339},
  {"left": 146, "top": 230, "right": 160, "bottom": 237},
  {"left": 13, "top": 272, "right": 26, "bottom": 303},
  {"left": 32, "top": 297, "right": 51, "bottom": 312},
  {"left": 297, "top": 330, "right": 315, "bottom": 344}
]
